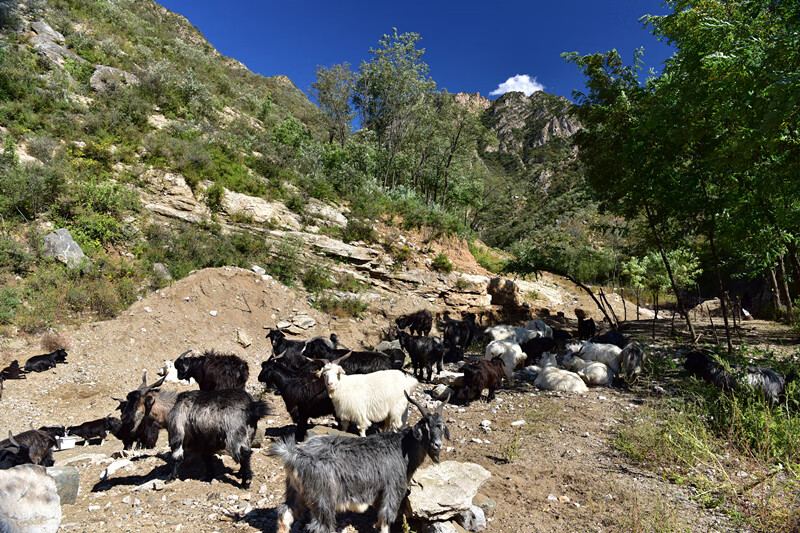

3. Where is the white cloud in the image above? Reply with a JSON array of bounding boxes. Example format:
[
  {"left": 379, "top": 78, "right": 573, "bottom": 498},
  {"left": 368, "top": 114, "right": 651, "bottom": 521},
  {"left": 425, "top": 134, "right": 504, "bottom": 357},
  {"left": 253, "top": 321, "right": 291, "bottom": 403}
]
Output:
[{"left": 489, "top": 74, "right": 544, "bottom": 97}]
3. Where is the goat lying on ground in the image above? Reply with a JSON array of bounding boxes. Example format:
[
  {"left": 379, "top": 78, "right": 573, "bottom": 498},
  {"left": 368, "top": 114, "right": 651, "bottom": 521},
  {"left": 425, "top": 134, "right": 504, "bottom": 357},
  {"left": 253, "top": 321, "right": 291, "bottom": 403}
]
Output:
[
  {"left": 318, "top": 354, "right": 418, "bottom": 437},
  {"left": 0, "top": 428, "right": 55, "bottom": 466},
  {"left": 534, "top": 353, "right": 588, "bottom": 393},
  {"left": 270, "top": 392, "right": 450, "bottom": 533},
  {"left": 23, "top": 349, "right": 67, "bottom": 373},
  {"left": 1, "top": 360, "right": 25, "bottom": 379},
  {"left": 591, "top": 330, "right": 628, "bottom": 349},
  {"left": 484, "top": 340, "right": 525, "bottom": 385}
]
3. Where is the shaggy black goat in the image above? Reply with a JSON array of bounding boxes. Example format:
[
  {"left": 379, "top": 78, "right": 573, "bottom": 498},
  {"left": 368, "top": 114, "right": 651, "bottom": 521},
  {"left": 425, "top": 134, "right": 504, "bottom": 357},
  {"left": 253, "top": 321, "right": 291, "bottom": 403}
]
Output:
[
  {"left": 37, "top": 425, "right": 67, "bottom": 439},
  {"left": 552, "top": 327, "right": 572, "bottom": 345},
  {"left": 266, "top": 329, "right": 309, "bottom": 361},
  {"left": 621, "top": 341, "right": 646, "bottom": 382},
  {"left": 68, "top": 417, "right": 113, "bottom": 445},
  {"left": 167, "top": 389, "right": 271, "bottom": 488},
  {"left": 302, "top": 341, "right": 401, "bottom": 373},
  {"left": 443, "top": 312, "right": 477, "bottom": 351},
  {"left": 119, "top": 372, "right": 176, "bottom": 450},
  {"left": 459, "top": 357, "right": 505, "bottom": 403},
  {"left": 577, "top": 317, "right": 596, "bottom": 340},
  {"left": 258, "top": 357, "right": 335, "bottom": 441},
  {"left": 684, "top": 351, "right": 791, "bottom": 403},
  {"left": 1, "top": 360, "right": 25, "bottom": 379},
  {"left": 0, "top": 433, "right": 31, "bottom": 469},
  {"left": 270, "top": 392, "right": 450, "bottom": 533},
  {"left": 396, "top": 309, "right": 433, "bottom": 337},
  {"left": 396, "top": 330, "right": 446, "bottom": 382},
  {"left": 0, "top": 429, "right": 55, "bottom": 466},
  {"left": 591, "top": 330, "right": 628, "bottom": 349},
  {"left": 174, "top": 349, "right": 249, "bottom": 391},
  {"left": 520, "top": 336, "right": 557, "bottom": 366},
  {"left": 23, "top": 349, "right": 67, "bottom": 373}
]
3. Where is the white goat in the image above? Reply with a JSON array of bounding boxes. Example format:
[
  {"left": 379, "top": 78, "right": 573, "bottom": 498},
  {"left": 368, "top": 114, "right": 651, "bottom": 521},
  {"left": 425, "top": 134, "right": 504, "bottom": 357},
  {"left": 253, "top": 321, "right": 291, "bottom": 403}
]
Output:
[
  {"left": 524, "top": 320, "right": 553, "bottom": 339},
  {"left": 484, "top": 340, "right": 525, "bottom": 385},
  {"left": 319, "top": 359, "right": 418, "bottom": 437},
  {"left": 534, "top": 353, "right": 588, "bottom": 393},
  {"left": 560, "top": 352, "right": 587, "bottom": 373},
  {"left": 577, "top": 361, "right": 614, "bottom": 387},
  {"left": 578, "top": 342, "right": 623, "bottom": 375},
  {"left": 158, "top": 359, "right": 195, "bottom": 385},
  {"left": 485, "top": 325, "right": 518, "bottom": 342}
]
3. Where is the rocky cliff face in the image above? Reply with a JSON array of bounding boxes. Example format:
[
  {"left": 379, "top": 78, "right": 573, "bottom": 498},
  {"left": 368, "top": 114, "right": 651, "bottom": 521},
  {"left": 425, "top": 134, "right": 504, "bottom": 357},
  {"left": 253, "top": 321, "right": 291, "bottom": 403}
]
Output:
[{"left": 482, "top": 91, "right": 582, "bottom": 156}]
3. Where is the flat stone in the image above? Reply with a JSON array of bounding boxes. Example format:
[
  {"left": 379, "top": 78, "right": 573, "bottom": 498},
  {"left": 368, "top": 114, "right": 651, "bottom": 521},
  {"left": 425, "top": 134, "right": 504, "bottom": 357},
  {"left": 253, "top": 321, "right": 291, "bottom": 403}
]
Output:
[
  {"left": 471, "top": 493, "right": 496, "bottom": 517},
  {"left": 431, "top": 384, "right": 456, "bottom": 401},
  {"left": 31, "top": 21, "right": 64, "bottom": 43},
  {"left": 407, "top": 461, "right": 491, "bottom": 521},
  {"left": 455, "top": 505, "right": 486, "bottom": 532},
  {"left": 45, "top": 467, "right": 79, "bottom": 505},
  {"left": 431, "top": 370, "right": 464, "bottom": 388}
]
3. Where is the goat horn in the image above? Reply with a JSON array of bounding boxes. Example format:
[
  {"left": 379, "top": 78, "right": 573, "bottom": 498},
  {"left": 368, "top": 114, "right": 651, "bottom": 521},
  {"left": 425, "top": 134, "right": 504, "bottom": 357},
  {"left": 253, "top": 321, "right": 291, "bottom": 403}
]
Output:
[
  {"left": 146, "top": 375, "right": 167, "bottom": 392},
  {"left": 436, "top": 394, "right": 450, "bottom": 415},
  {"left": 405, "top": 391, "right": 429, "bottom": 416},
  {"left": 138, "top": 371, "right": 148, "bottom": 390},
  {"left": 178, "top": 350, "right": 191, "bottom": 359},
  {"left": 8, "top": 431, "right": 18, "bottom": 446},
  {"left": 331, "top": 351, "right": 352, "bottom": 366}
]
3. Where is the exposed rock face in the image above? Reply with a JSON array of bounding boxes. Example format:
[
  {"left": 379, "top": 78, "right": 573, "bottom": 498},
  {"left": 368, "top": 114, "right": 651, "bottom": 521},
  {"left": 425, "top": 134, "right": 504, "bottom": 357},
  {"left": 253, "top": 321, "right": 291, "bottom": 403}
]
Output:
[
  {"left": 42, "top": 229, "right": 89, "bottom": 269},
  {"left": 407, "top": 461, "right": 491, "bottom": 521},
  {"left": 221, "top": 189, "right": 301, "bottom": 230},
  {"left": 454, "top": 92, "right": 491, "bottom": 113},
  {"left": 31, "top": 35, "right": 87, "bottom": 67},
  {"left": 31, "top": 21, "right": 65, "bottom": 43},
  {"left": 90, "top": 66, "right": 140, "bottom": 93},
  {"left": 0, "top": 464, "right": 62, "bottom": 533},
  {"left": 140, "top": 169, "right": 211, "bottom": 223}
]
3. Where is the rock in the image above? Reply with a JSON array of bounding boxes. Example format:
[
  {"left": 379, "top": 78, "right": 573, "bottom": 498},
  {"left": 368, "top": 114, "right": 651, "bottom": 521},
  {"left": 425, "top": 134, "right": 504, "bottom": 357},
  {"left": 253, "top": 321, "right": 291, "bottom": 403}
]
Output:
[
  {"left": 132, "top": 479, "right": 166, "bottom": 492},
  {"left": 31, "top": 21, "right": 65, "bottom": 43},
  {"left": 100, "top": 459, "right": 132, "bottom": 481},
  {"left": 455, "top": 505, "right": 486, "bottom": 532},
  {"left": 293, "top": 316, "right": 315, "bottom": 330},
  {"left": 305, "top": 426, "right": 355, "bottom": 439},
  {"left": 153, "top": 263, "right": 171, "bottom": 280},
  {"left": 471, "top": 493, "right": 496, "bottom": 517},
  {"left": 304, "top": 199, "right": 348, "bottom": 227},
  {"left": 431, "top": 384, "right": 455, "bottom": 401},
  {"left": 222, "top": 190, "right": 301, "bottom": 230},
  {"left": 30, "top": 35, "right": 87, "bottom": 67},
  {"left": 431, "top": 370, "right": 464, "bottom": 388},
  {"left": 0, "top": 464, "right": 62, "bottom": 532},
  {"left": 45, "top": 467, "right": 79, "bottom": 505},
  {"left": 422, "top": 522, "right": 466, "bottom": 533},
  {"left": 90, "top": 66, "right": 139, "bottom": 93},
  {"left": 236, "top": 329, "right": 252, "bottom": 348},
  {"left": 284, "top": 231, "right": 381, "bottom": 264},
  {"left": 251, "top": 264, "right": 266, "bottom": 275},
  {"left": 42, "top": 229, "right": 89, "bottom": 269},
  {"left": 510, "top": 420, "right": 526, "bottom": 427},
  {"left": 407, "top": 461, "right": 491, "bottom": 521}
]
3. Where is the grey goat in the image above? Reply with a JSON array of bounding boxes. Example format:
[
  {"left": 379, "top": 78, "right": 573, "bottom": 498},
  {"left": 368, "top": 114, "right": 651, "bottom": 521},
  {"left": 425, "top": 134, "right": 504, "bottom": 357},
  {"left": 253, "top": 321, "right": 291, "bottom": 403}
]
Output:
[
  {"left": 270, "top": 392, "right": 450, "bottom": 533},
  {"left": 167, "top": 389, "right": 271, "bottom": 488}
]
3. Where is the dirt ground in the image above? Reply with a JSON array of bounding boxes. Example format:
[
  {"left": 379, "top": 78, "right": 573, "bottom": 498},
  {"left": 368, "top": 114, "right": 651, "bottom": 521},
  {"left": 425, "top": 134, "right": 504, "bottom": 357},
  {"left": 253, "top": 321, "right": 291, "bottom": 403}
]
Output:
[{"left": 1, "top": 267, "right": 796, "bottom": 532}]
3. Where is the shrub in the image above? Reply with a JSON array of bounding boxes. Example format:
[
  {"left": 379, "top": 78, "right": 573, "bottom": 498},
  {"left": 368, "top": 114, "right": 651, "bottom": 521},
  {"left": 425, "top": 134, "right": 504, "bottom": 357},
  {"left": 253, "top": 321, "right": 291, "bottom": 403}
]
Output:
[
  {"left": 302, "top": 262, "right": 334, "bottom": 293},
  {"left": 431, "top": 253, "right": 453, "bottom": 273},
  {"left": 205, "top": 182, "right": 225, "bottom": 212},
  {"left": 0, "top": 238, "right": 34, "bottom": 274},
  {"left": 41, "top": 330, "right": 72, "bottom": 352},
  {"left": 0, "top": 286, "right": 20, "bottom": 325},
  {"left": 314, "top": 294, "right": 368, "bottom": 318},
  {"left": 341, "top": 219, "right": 377, "bottom": 244}
]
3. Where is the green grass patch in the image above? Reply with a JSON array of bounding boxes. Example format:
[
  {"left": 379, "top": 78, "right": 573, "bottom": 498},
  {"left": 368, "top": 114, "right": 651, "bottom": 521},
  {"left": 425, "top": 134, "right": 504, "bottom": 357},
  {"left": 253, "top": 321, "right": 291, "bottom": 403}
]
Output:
[{"left": 314, "top": 294, "right": 368, "bottom": 318}]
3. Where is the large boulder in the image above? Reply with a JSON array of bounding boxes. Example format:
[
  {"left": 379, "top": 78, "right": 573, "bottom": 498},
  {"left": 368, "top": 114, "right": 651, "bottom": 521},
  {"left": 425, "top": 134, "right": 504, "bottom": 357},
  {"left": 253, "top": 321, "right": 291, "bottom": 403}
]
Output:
[
  {"left": 44, "top": 467, "right": 79, "bottom": 505},
  {"left": 0, "top": 464, "right": 62, "bottom": 532},
  {"left": 42, "top": 229, "right": 89, "bottom": 269},
  {"left": 90, "top": 66, "right": 139, "bottom": 93},
  {"left": 30, "top": 35, "right": 87, "bottom": 67},
  {"left": 31, "top": 21, "right": 65, "bottom": 43},
  {"left": 407, "top": 461, "right": 491, "bottom": 521}
]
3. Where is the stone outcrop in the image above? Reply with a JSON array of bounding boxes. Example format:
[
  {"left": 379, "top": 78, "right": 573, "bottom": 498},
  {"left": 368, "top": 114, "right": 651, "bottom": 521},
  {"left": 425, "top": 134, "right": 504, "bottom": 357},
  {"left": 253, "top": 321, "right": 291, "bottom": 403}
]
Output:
[
  {"left": 0, "top": 464, "right": 62, "bottom": 533},
  {"left": 31, "top": 21, "right": 65, "bottom": 43},
  {"left": 221, "top": 189, "right": 301, "bottom": 230},
  {"left": 42, "top": 229, "right": 89, "bottom": 269},
  {"left": 31, "top": 35, "right": 87, "bottom": 67},
  {"left": 407, "top": 461, "right": 491, "bottom": 521}
]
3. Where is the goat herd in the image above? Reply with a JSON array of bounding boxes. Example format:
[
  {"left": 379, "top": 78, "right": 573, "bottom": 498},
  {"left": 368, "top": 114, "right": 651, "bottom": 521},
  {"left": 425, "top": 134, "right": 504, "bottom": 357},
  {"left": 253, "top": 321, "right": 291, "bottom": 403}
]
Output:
[{"left": 0, "top": 307, "right": 794, "bottom": 533}]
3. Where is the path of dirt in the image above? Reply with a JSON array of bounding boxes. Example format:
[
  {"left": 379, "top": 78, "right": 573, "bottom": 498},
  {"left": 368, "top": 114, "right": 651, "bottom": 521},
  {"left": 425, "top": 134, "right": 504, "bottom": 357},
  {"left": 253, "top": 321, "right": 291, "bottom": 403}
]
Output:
[{"left": 3, "top": 266, "right": 787, "bottom": 532}]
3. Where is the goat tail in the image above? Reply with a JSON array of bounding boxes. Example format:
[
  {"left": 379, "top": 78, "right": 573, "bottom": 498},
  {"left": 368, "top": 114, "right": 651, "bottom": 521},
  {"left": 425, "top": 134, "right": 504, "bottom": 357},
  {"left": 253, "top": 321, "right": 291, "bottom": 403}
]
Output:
[
  {"left": 248, "top": 400, "right": 272, "bottom": 424},
  {"left": 268, "top": 435, "right": 298, "bottom": 467}
]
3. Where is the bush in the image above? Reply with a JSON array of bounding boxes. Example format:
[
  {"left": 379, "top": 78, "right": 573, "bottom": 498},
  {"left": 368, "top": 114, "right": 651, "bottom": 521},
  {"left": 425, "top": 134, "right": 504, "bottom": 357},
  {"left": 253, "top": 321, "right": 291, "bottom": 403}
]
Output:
[
  {"left": 314, "top": 294, "right": 368, "bottom": 318},
  {"left": 0, "top": 286, "right": 20, "bottom": 325},
  {"left": 302, "top": 262, "right": 334, "bottom": 293},
  {"left": 205, "top": 182, "right": 225, "bottom": 212},
  {"left": 431, "top": 253, "right": 453, "bottom": 273},
  {"left": 341, "top": 219, "right": 377, "bottom": 244}
]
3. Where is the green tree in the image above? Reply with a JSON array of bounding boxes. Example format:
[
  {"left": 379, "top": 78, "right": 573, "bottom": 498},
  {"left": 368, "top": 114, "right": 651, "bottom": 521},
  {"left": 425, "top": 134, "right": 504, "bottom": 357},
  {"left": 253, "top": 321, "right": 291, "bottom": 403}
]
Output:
[{"left": 309, "top": 63, "right": 355, "bottom": 148}]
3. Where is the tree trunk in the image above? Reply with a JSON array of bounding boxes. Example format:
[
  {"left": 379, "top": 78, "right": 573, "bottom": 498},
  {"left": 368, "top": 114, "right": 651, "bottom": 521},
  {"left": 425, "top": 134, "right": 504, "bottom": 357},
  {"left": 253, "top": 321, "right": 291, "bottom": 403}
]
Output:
[
  {"left": 636, "top": 290, "right": 640, "bottom": 321},
  {"left": 652, "top": 292, "right": 658, "bottom": 339},
  {"left": 708, "top": 227, "right": 733, "bottom": 353},
  {"left": 769, "top": 267, "right": 784, "bottom": 315},
  {"left": 644, "top": 205, "right": 696, "bottom": 342},
  {"left": 622, "top": 288, "right": 627, "bottom": 322},
  {"left": 566, "top": 275, "right": 617, "bottom": 328},
  {"left": 779, "top": 255, "right": 794, "bottom": 324}
]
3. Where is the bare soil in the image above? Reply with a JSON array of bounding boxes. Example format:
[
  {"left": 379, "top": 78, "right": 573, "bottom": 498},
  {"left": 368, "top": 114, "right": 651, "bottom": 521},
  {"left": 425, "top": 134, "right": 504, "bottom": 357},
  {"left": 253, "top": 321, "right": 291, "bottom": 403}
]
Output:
[{"left": 1, "top": 267, "right": 795, "bottom": 532}]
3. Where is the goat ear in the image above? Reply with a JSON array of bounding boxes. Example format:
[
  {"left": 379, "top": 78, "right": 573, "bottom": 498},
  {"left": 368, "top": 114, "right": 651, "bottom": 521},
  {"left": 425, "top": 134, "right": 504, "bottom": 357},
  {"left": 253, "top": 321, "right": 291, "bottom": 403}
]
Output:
[
  {"left": 144, "top": 395, "right": 156, "bottom": 413},
  {"left": 412, "top": 425, "right": 423, "bottom": 441}
]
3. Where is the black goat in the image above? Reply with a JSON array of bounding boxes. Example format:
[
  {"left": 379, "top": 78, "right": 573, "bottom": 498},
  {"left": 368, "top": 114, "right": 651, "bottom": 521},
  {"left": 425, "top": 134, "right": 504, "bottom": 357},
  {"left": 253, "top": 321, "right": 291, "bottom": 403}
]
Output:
[
  {"left": 577, "top": 317, "right": 596, "bottom": 340},
  {"left": 396, "top": 309, "right": 433, "bottom": 336},
  {"left": 271, "top": 392, "right": 449, "bottom": 533},
  {"left": 1, "top": 360, "right": 25, "bottom": 379},
  {"left": 302, "top": 341, "right": 401, "bottom": 373},
  {"left": 23, "top": 349, "right": 67, "bottom": 373},
  {"left": 119, "top": 372, "right": 176, "bottom": 450},
  {"left": 258, "top": 358, "right": 335, "bottom": 441},
  {"left": 0, "top": 429, "right": 55, "bottom": 466},
  {"left": 591, "top": 330, "right": 628, "bottom": 349},
  {"left": 0, "top": 433, "right": 31, "bottom": 469},
  {"left": 443, "top": 312, "right": 477, "bottom": 351},
  {"left": 459, "top": 357, "right": 505, "bottom": 403},
  {"left": 684, "top": 351, "right": 791, "bottom": 403},
  {"left": 167, "top": 389, "right": 271, "bottom": 488},
  {"left": 37, "top": 425, "right": 67, "bottom": 439},
  {"left": 174, "top": 349, "right": 249, "bottom": 391},
  {"left": 67, "top": 417, "right": 113, "bottom": 445},
  {"left": 0, "top": 377, "right": 3, "bottom": 400},
  {"left": 520, "top": 336, "right": 557, "bottom": 366},
  {"left": 396, "top": 330, "right": 446, "bottom": 382},
  {"left": 552, "top": 328, "right": 572, "bottom": 345},
  {"left": 266, "top": 328, "right": 307, "bottom": 357}
]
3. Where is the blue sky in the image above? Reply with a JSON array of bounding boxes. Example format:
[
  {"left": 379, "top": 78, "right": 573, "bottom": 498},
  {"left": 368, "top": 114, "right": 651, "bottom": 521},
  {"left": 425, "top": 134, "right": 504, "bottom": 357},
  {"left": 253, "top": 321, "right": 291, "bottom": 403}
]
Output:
[{"left": 157, "top": 0, "right": 674, "bottom": 102}]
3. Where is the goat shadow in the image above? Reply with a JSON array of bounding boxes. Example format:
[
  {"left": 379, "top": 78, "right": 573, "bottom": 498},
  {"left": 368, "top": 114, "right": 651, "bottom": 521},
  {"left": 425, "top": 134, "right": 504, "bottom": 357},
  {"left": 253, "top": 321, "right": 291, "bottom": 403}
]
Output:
[
  {"left": 243, "top": 506, "right": 383, "bottom": 533},
  {"left": 91, "top": 453, "right": 245, "bottom": 492}
]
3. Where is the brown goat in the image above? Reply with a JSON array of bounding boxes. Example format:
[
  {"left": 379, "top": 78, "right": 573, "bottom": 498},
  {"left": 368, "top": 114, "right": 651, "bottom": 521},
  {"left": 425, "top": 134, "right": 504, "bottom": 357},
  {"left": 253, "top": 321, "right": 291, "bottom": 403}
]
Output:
[
  {"left": 118, "top": 372, "right": 176, "bottom": 450},
  {"left": 0, "top": 429, "right": 55, "bottom": 466},
  {"left": 459, "top": 356, "right": 506, "bottom": 403}
]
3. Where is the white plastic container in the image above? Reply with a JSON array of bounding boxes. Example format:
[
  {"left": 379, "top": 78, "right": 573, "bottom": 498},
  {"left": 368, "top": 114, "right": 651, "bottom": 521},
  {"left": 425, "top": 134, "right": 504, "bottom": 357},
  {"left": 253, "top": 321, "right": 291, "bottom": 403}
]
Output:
[{"left": 55, "top": 435, "right": 78, "bottom": 450}]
